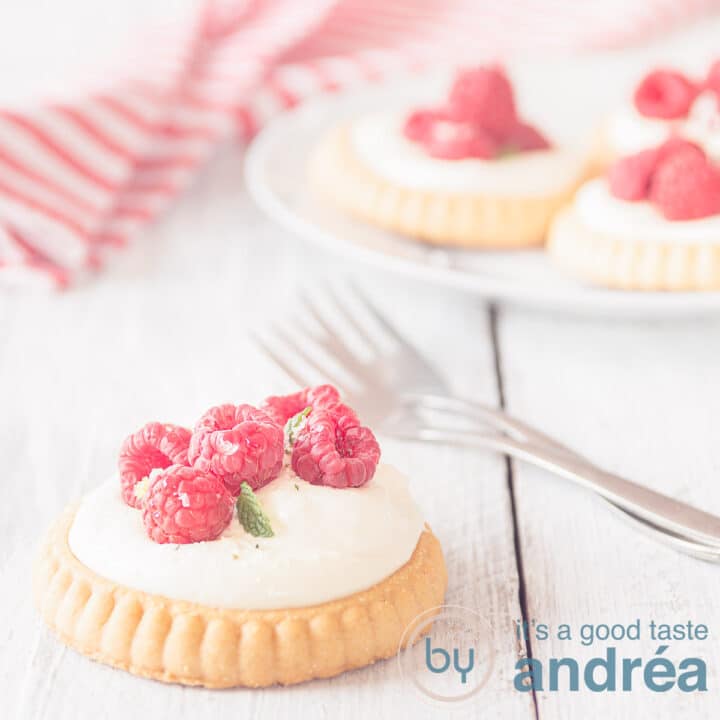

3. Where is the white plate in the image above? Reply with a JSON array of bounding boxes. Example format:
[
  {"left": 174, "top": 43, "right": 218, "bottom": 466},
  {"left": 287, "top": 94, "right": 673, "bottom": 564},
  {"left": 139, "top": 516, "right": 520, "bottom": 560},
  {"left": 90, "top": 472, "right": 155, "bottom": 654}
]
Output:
[{"left": 245, "top": 72, "right": 720, "bottom": 318}]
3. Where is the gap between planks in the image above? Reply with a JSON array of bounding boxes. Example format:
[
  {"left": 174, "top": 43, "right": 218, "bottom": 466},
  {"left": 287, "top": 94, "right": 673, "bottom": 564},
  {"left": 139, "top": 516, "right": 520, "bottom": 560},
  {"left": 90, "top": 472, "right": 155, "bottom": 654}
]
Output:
[{"left": 490, "top": 303, "right": 540, "bottom": 720}]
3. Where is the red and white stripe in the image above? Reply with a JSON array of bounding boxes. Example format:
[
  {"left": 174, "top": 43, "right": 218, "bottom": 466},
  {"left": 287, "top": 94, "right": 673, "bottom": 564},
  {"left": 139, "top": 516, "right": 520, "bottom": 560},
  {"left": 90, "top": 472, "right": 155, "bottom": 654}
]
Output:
[{"left": 0, "top": 0, "right": 717, "bottom": 289}]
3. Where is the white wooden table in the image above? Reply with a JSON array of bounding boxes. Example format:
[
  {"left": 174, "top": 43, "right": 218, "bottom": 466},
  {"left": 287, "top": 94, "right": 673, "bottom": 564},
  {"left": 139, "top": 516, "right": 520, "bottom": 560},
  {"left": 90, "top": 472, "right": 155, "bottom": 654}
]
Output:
[{"left": 2, "top": 139, "right": 720, "bottom": 719}]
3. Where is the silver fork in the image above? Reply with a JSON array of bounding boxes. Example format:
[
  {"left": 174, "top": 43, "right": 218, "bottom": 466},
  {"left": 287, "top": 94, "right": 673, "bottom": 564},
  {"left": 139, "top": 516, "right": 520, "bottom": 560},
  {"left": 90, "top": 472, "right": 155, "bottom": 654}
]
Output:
[{"left": 254, "top": 285, "right": 720, "bottom": 560}]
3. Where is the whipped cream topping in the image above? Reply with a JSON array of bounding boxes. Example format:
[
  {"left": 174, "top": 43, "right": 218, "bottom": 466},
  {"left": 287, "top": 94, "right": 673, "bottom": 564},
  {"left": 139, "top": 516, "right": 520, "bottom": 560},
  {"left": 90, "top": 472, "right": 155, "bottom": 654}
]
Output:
[
  {"left": 606, "top": 92, "right": 720, "bottom": 161},
  {"left": 350, "top": 112, "right": 587, "bottom": 195},
  {"left": 575, "top": 179, "right": 720, "bottom": 243},
  {"left": 683, "top": 92, "right": 720, "bottom": 161},
  {"left": 68, "top": 465, "right": 425, "bottom": 609}
]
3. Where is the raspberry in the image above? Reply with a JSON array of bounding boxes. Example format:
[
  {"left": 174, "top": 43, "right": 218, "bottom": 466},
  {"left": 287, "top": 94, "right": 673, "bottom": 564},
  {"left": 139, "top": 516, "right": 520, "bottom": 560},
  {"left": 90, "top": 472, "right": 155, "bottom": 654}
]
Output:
[
  {"left": 423, "top": 121, "right": 498, "bottom": 160},
  {"left": 142, "top": 465, "right": 234, "bottom": 544},
  {"left": 403, "top": 67, "right": 549, "bottom": 160},
  {"left": 189, "top": 404, "right": 283, "bottom": 495},
  {"left": 504, "top": 122, "right": 551, "bottom": 152},
  {"left": 649, "top": 148, "right": 720, "bottom": 220},
  {"left": 607, "top": 139, "right": 704, "bottom": 202},
  {"left": 607, "top": 148, "right": 660, "bottom": 201},
  {"left": 118, "top": 422, "right": 191, "bottom": 508},
  {"left": 656, "top": 137, "right": 704, "bottom": 162},
  {"left": 448, "top": 66, "right": 517, "bottom": 133},
  {"left": 403, "top": 108, "right": 452, "bottom": 142},
  {"left": 291, "top": 405, "right": 380, "bottom": 489},
  {"left": 261, "top": 384, "right": 341, "bottom": 426},
  {"left": 634, "top": 69, "right": 698, "bottom": 119}
]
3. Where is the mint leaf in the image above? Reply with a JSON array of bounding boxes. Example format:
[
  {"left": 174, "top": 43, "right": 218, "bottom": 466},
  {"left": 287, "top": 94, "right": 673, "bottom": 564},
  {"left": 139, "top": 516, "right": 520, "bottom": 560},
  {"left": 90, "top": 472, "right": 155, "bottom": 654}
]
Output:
[
  {"left": 284, "top": 406, "right": 311, "bottom": 449},
  {"left": 236, "top": 482, "right": 274, "bottom": 537}
]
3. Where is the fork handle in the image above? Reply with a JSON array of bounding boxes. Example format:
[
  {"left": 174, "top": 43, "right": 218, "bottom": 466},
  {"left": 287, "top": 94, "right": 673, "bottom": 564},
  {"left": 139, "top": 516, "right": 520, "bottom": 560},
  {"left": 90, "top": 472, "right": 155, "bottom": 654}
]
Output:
[{"left": 412, "top": 427, "right": 720, "bottom": 549}]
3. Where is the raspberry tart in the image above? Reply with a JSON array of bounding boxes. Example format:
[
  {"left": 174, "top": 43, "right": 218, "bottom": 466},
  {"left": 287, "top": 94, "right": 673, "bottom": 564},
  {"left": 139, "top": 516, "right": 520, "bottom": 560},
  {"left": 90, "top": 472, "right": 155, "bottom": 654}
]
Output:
[
  {"left": 308, "top": 66, "right": 590, "bottom": 248},
  {"left": 33, "top": 388, "right": 446, "bottom": 687},
  {"left": 548, "top": 139, "right": 720, "bottom": 290},
  {"left": 596, "top": 61, "right": 720, "bottom": 169}
]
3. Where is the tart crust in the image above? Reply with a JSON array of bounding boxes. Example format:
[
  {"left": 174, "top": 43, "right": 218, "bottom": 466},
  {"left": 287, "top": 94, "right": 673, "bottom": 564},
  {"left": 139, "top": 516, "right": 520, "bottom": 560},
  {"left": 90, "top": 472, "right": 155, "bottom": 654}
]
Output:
[
  {"left": 586, "top": 121, "right": 616, "bottom": 176},
  {"left": 308, "top": 125, "right": 587, "bottom": 249},
  {"left": 34, "top": 506, "right": 447, "bottom": 688},
  {"left": 548, "top": 207, "right": 720, "bottom": 290}
]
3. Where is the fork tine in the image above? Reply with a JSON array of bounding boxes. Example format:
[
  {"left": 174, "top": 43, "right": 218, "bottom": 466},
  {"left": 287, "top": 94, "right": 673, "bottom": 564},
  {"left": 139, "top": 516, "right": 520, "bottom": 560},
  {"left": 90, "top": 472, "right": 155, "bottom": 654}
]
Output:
[
  {"left": 301, "top": 296, "right": 336, "bottom": 339},
  {"left": 350, "top": 282, "right": 444, "bottom": 384},
  {"left": 251, "top": 333, "right": 310, "bottom": 389},
  {"left": 348, "top": 282, "right": 410, "bottom": 347},
  {"left": 324, "top": 285, "right": 383, "bottom": 354},
  {"left": 270, "top": 324, "right": 352, "bottom": 392},
  {"left": 299, "top": 296, "right": 373, "bottom": 372}
]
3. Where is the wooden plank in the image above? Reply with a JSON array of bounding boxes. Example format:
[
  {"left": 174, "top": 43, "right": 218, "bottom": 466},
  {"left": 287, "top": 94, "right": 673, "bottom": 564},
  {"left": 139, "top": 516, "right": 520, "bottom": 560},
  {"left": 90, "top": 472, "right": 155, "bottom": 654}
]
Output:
[
  {"left": 496, "top": 308, "right": 720, "bottom": 719},
  {"left": 1, "top": 153, "right": 532, "bottom": 719}
]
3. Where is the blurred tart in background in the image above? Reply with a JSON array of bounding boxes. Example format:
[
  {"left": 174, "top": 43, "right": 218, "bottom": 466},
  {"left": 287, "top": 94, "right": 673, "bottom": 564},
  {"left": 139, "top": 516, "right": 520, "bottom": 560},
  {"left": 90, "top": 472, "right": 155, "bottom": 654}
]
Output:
[
  {"left": 548, "top": 138, "right": 720, "bottom": 290},
  {"left": 309, "top": 66, "right": 591, "bottom": 249}
]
